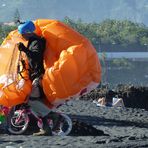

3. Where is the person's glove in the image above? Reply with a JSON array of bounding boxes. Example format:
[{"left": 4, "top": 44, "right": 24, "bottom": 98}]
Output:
[{"left": 17, "top": 42, "right": 26, "bottom": 52}]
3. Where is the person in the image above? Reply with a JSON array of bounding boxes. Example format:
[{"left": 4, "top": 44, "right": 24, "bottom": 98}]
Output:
[
  {"left": 93, "top": 95, "right": 125, "bottom": 108},
  {"left": 93, "top": 97, "right": 106, "bottom": 107},
  {"left": 112, "top": 95, "right": 125, "bottom": 108},
  {"left": 17, "top": 20, "right": 52, "bottom": 136},
  {"left": 94, "top": 97, "right": 112, "bottom": 107}
]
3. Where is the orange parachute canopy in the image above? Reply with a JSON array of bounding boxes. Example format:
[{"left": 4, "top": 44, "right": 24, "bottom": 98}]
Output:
[{"left": 0, "top": 19, "right": 101, "bottom": 107}]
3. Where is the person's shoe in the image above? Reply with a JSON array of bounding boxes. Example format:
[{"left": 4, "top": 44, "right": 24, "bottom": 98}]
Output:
[{"left": 33, "top": 129, "right": 51, "bottom": 136}]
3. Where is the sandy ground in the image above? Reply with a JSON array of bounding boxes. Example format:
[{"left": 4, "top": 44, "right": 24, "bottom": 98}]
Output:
[{"left": 1, "top": 100, "right": 148, "bottom": 148}]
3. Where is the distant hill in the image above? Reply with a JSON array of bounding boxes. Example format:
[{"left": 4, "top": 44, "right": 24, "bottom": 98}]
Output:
[{"left": 0, "top": 0, "right": 148, "bottom": 25}]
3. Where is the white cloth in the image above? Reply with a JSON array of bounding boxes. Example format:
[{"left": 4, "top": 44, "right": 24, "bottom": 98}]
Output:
[
  {"left": 112, "top": 97, "right": 124, "bottom": 107},
  {"left": 30, "top": 78, "right": 41, "bottom": 98}
]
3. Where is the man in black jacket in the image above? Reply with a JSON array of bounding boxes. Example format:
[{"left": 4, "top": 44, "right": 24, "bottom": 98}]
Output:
[{"left": 17, "top": 20, "right": 52, "bottom": 136}]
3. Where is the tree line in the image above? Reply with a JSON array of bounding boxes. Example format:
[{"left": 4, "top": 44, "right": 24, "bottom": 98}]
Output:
[
  {"left": 0, "top": 24, "right": 17, "bottom": 44},
  {"left": 0, "top": 17, "right": 148, "bottom": 52},
  {"left": 63, "top": 17, "right": 148, "bottom": 52}
]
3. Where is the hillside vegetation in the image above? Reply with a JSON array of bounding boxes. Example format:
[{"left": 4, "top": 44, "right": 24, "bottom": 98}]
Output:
[{"left": 0, "top": 18, "right": 148, "bottom": 52}]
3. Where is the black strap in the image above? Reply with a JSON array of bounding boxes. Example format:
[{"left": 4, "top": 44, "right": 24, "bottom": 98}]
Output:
[{"left": 17, "top": 52, "right": 29, "bottom": 80}]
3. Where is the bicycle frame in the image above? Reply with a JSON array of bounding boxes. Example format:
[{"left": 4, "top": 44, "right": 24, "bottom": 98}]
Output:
[{"left": 15, "top": 107, "right": 44, "bottom": 129}]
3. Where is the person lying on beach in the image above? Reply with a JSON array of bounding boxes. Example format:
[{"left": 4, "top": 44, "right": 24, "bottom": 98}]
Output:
[
  {"left": 93, "top": 96, "right": 125, "bottom": 108},
  {"left": 112, "top": 96, "right": 125, "bottom": 108},
  {"left": 93, "top": 97, "right": 112, "bottom": 107}
]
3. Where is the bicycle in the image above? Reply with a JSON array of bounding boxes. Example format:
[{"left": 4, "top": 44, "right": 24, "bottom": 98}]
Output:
[{"left": 6, "top": 103, "right": 72, "bottom": 136}]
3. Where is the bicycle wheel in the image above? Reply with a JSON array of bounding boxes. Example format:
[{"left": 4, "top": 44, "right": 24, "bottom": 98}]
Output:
[
  {"left": 52, "top": 113, "right": 72, "bottom": 136},
  {"left": 7, "top": 107, "right": 29, "bottom": 135}
]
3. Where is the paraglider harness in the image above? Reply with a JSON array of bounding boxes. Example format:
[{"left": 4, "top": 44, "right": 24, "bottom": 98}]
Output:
[
  {"left": 17, "top": 51, "right": 28, "bottom": 80},
  {"left": 17, "top": 47, "right": 46, "bottom": 103}
]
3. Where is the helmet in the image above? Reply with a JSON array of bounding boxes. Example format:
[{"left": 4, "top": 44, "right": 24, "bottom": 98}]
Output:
[{"left": 18, "top": 21, "right": 35, "bottom": 34}]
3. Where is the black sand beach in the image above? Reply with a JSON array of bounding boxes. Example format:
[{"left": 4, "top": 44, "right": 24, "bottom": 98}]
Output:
[{"left": 1, "top": 85, "right": 148, "bottom": 148}]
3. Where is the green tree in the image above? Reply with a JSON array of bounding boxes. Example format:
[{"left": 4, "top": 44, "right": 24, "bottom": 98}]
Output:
[{"left": 0, "top": 25, "right": 17, "bottom": 44}]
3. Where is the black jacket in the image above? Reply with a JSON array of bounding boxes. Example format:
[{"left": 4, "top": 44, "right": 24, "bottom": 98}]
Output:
[{"left": 23, "top": 35, "right": 46, "bottom": 80}]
